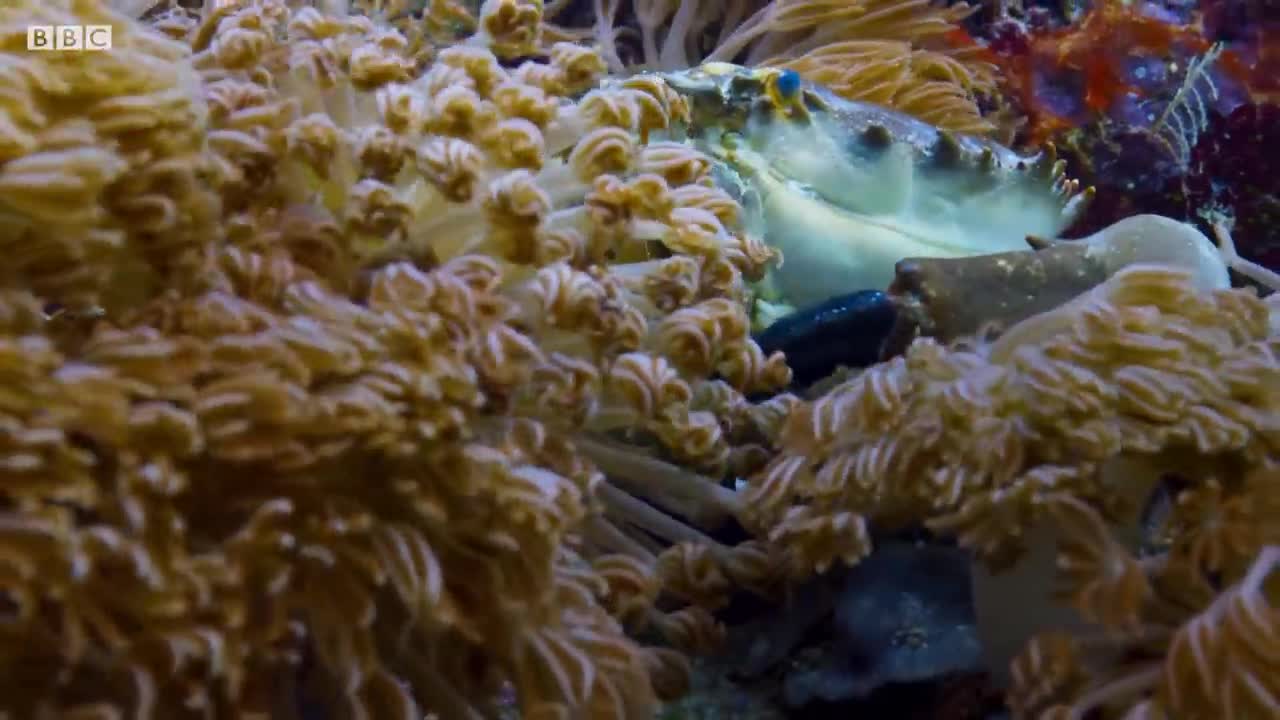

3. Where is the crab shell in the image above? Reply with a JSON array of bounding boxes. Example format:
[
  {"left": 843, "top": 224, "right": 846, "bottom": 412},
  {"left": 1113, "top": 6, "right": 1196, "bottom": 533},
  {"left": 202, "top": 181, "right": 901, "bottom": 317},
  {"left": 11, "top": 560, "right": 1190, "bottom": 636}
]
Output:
[{"left": 654, "top": 63, "right": 1095, "bottom": 312}]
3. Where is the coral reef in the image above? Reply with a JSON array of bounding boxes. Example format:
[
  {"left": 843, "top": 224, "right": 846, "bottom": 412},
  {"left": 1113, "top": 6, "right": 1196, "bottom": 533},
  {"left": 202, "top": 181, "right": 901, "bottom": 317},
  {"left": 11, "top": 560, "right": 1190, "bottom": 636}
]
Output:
[
  {"left": 750, "top": 262, "right": 1280, "bottom": 717},
  {"left": 1, "top": 0, "right": 1278, "bottom": 718},
  {"left": 0, "top": 0, "right": 792, "bottom": 716}
]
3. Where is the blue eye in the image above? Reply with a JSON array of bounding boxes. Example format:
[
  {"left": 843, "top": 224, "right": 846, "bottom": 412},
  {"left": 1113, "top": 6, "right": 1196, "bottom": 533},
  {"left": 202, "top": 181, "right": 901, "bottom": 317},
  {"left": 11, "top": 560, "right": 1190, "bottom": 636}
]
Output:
[{"left": 775, "top": 69, "right": 801, "bottom": 99}]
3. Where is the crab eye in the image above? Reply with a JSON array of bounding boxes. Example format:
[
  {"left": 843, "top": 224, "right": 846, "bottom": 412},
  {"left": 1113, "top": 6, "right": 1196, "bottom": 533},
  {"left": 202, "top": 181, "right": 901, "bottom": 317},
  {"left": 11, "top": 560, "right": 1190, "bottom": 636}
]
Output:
[{"left": 775, "top": 69, "right": 801, "bottom": 99}]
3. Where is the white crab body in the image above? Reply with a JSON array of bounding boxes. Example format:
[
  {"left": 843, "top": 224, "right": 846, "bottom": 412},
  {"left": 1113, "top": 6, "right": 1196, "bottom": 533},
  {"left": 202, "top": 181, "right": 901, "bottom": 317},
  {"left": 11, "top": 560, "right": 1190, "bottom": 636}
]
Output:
[{"left": 657, "top": 63, "right": 1093, "bottom": 311}]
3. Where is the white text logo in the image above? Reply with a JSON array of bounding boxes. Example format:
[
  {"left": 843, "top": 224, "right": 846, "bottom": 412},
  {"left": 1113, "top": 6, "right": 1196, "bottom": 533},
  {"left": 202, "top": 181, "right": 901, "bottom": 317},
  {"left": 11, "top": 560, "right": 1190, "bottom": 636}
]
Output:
[{"left": 27, "top": 25, "right": 113, "bottom": 51}]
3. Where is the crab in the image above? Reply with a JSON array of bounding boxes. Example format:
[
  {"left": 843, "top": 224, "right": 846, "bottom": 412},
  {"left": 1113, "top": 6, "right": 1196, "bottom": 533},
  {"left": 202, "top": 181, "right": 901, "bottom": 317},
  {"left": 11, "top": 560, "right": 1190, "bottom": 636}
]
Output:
[{"left": 651, "top": 63, "right": 1095, "bottom": 330}]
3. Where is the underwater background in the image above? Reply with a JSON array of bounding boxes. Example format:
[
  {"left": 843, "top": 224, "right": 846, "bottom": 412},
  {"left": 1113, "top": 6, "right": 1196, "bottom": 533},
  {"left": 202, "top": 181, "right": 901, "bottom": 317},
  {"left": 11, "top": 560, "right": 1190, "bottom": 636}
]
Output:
[{"left": 0, "top": 0, "right": 1277, "bottom": 718}]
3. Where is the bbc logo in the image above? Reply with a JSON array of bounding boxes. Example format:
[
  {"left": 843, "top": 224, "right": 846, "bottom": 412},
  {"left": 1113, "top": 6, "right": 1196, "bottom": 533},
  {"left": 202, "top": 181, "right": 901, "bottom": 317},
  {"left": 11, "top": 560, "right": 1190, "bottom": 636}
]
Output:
[{"left": 27, "top": 25, "right": 113, "bottom": 51}]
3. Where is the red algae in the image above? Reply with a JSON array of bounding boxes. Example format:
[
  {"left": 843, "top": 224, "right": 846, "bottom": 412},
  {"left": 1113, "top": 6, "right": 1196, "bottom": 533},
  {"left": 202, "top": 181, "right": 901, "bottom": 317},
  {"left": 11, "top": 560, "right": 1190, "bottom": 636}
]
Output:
[
  {"left": 973, "top": 0, "right": 1280, "bottom": 271},
  {"left": 1021, "top": 5, "right": 1199, "bottom": 137},
  {"left": 977, "top": 0, "right": 1267, "bottom": 144}
]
